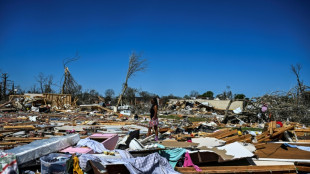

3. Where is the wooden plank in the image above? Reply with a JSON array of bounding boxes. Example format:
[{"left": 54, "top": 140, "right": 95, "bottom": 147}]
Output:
[
  {"left": 296, "top": 166, "right": 310, "bottom": 172},
  {"left": 0, "top": 142, "right": 17, "bottom": 145},
  {"left": 215, "top": 129, "right": 238, "bottom": 139},
  {"left": 269, "top": 121, "right": 276, "bottom": 136},
  {"left": 298, "top": 140, "right": 310, "bottom": 143},
  {"left": 4, "top": 137, "right": 48, "bottom": 141},
  {"left": 270, "top": 125, "right": 294, "bottom": 138},
  {"left": 3, "top": 125, "right": 35, "bottom": 130},
  {"left": 222, "top": 134, "right": 251, "bottom": 144},
  {"left": 254, "top": 143, "right": 266, "bottom": 149},
  {"left": 256, "top": 131, "right": 269, "bottom": 143},
  {"left": 294, "top": 129, "right": 310, "bottom": 132},
  {"left": 206, "top": 128, "right": 231, "bottom": 137}
]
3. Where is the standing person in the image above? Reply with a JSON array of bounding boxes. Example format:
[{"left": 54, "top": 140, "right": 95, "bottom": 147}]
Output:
[{"left": 148, "top": 97, "right": 159, "bottom": 141}]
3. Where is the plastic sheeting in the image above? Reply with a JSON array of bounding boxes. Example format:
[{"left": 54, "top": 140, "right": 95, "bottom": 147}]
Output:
[
  {"left": 6, "top": 134, "right": 80, "bottom": 165},
  {"left": 40, "top": 153, "right": 72, "bottom": 174}
]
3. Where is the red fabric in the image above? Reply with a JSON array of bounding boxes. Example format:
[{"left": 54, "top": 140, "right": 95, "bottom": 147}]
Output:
[{"left": 276, "top": 121, "right": 283, "bottom": 127}]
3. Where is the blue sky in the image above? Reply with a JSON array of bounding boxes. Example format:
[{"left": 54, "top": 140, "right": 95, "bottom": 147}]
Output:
[{"left": 0, "top": 0, "right": 309, "bottom": 98}]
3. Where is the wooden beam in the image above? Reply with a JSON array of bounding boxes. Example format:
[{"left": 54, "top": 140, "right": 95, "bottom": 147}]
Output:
[
  {"left": 215, "top": 129, "right": 238, "bottom": 139},
  {"left": 0, "top": 142, "right": 17, "bottom": 145},
  {"left": 222, "top": 134, "right": 251, "bottom": 144},
  {"left": 294, "top": 129, "right": 310, "bottom": 132},
  {"left": 270, "top": 125, "right": 294, "bottom": 138},
  {"left": 206, "top": 128, "right": 231, "bottom": 137},
  {"left": 254, "top": 143, "right": 266, "bottom": 149},
  {"left": 4, "top": 137, "right": 48, "bottom": 141},
  {"left": 3, "top": 125, "right": 35, "bottom": 130}
]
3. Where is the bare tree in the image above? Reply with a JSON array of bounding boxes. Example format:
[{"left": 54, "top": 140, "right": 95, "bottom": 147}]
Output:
[
  {"left": 116, "top": 52, "right": 147, "bottom": 108},
  {"left": 190, "top": 90, "right": 199, "bottom": 98},
  {"left": 291, "top": 64, "right": 304, "bottom": 97},
  {"left": 36, "top": 72, "right": 45, "bottom": 93},
  {"left": 44, "top": 75, "right": 54, "bottom": 93},
  {"left": 105, "top": 89, "right": 115, "bottom": 102},
  {"left": 123, "top": 87, "right": 138, "bottom": 105},
  {"left": 35, "top": 73, "right": 54, "bottom": 93},
  {"left": 29, "top": 84, "right": 40, "bottom": 93},
  {"left": 139, "top": 90, "right": 155, "bottom": 103}
]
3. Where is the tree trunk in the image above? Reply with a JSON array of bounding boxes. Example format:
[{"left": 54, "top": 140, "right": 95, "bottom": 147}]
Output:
[
  {"left": 222, "top": 99, "right": 233, "bottom": 124},
  {"left": 116, "top": 82, "right": 128, "bottom": 110}
]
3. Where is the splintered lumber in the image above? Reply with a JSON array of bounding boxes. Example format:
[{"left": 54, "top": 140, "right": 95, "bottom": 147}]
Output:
[
  {"left": 4, "top": 137, "right": 47, "bottom": 141},
  {"left": 175, "top": 165, "right": 297, "bottom": 173},
  {"left": 159, "top": 127, "right": 170, "bottom": 133},
  {"left": 254, "top": 143, "right": 266, "bottom": 149},
  {"left": 97, "top": 106, "right": 114, "bottom": 112},
  {"left": 0, "top": 100, "right": 12, "bottom": 108},
  {"left": 207, "top": 128, "right": 231, "bottom": 137},
  {"left": 3, "top": 125, "right": 35, "bottom": 130},
  {"left": 222, "top": 134, "right": 251, "bottom": 144},
  {"left": 298, "top": 140, "right": 310, "bottom": 143},
  {"left": 0, "top": 142, "right": 17, "bottom": 145},
  {"left": 256, "top": 131, "right": 270, "bottom": 143},
  {"left": 176, "top": 134, "right": 192, "bottom": 141},
  {"left": 8, "top": 122, "right": 40, "bottom": 126},
  {"left": 294, "top": 129, "right": 310, "bottom": 132},
  {"left": 269, "top": 121, "right": 276, "bottom": 136},
  {"left": 270, "top": 125, "right": 294, "bottom": 138},
  {"left": 294, "top": 129, "right": 310, "bottom": 137},
  {"left": 215, "top": 129, "right": 238, "bottom": 139},
  {"left": 43, "top": 114, "right": 67, "bottom": 117}
]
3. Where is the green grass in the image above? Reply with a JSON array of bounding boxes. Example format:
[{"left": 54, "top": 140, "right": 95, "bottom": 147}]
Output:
[
  {"left": 188, "top": 117, "right": 208, "bottom": 122},
  {"left": 159, "top": 115, "right": 207, "bottom": 122},
  {"left": 159, "top": 115, "right": 182, "bottom": 120}
]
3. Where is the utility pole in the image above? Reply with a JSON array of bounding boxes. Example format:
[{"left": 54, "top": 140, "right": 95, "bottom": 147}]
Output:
[
  {"left": 11, "top": 82, "right": 15, "bottom": 95},
  {"left": 2, "top": 73, "right": 8, "bottom": 100},
  {"left": 0, "top": 82, "right": 2, "bottom": 101}
]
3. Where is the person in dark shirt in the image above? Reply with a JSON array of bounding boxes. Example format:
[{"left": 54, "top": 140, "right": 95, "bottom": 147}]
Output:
[{"left": 148, "top": 97, "right": 159, "bottom": 141}]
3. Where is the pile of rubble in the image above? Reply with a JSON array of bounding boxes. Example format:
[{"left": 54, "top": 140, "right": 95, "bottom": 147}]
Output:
[
  {"left": 0, "top": 93, "right": 309, "bottom": 174},
  {"left": 0, "top": 108, "right": 309, "bottom": 174}
]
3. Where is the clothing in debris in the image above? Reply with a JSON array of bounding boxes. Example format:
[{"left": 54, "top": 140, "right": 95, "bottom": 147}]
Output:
[
  {"left": 115, "top": 149, "right": 133, "bottom": 159},
  {"left": 159, "top": 148, "right": 186, "bottom": 168},
  {"left": 0, "top": 152, "right": 18, "bottom": 174},
  {"left": 283, "top": 143, "right": 310, "bottom": 152},
  {"left": 149, "top": 101, "right": 159, "bottom": 127},
  {"left": 76, "top": 138, "right": 107, "bottom": 153},
  {"left": 78, "top": 154, "right": 101, "bottom": 171},
  {"left": 79, "top": 152, "right": 180, "bottom": 174},
  {"left": 73, "top": 156, "right": 83, "bottom": 174},
  {"left": 123, "top": 152, "right": 179, "bottom": 174},
  {"left": 149, "top": 119, "right": 159, "bottom": 127},
  {"left": 183, "top": 152, "right": 202, "bottom": 172}
]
